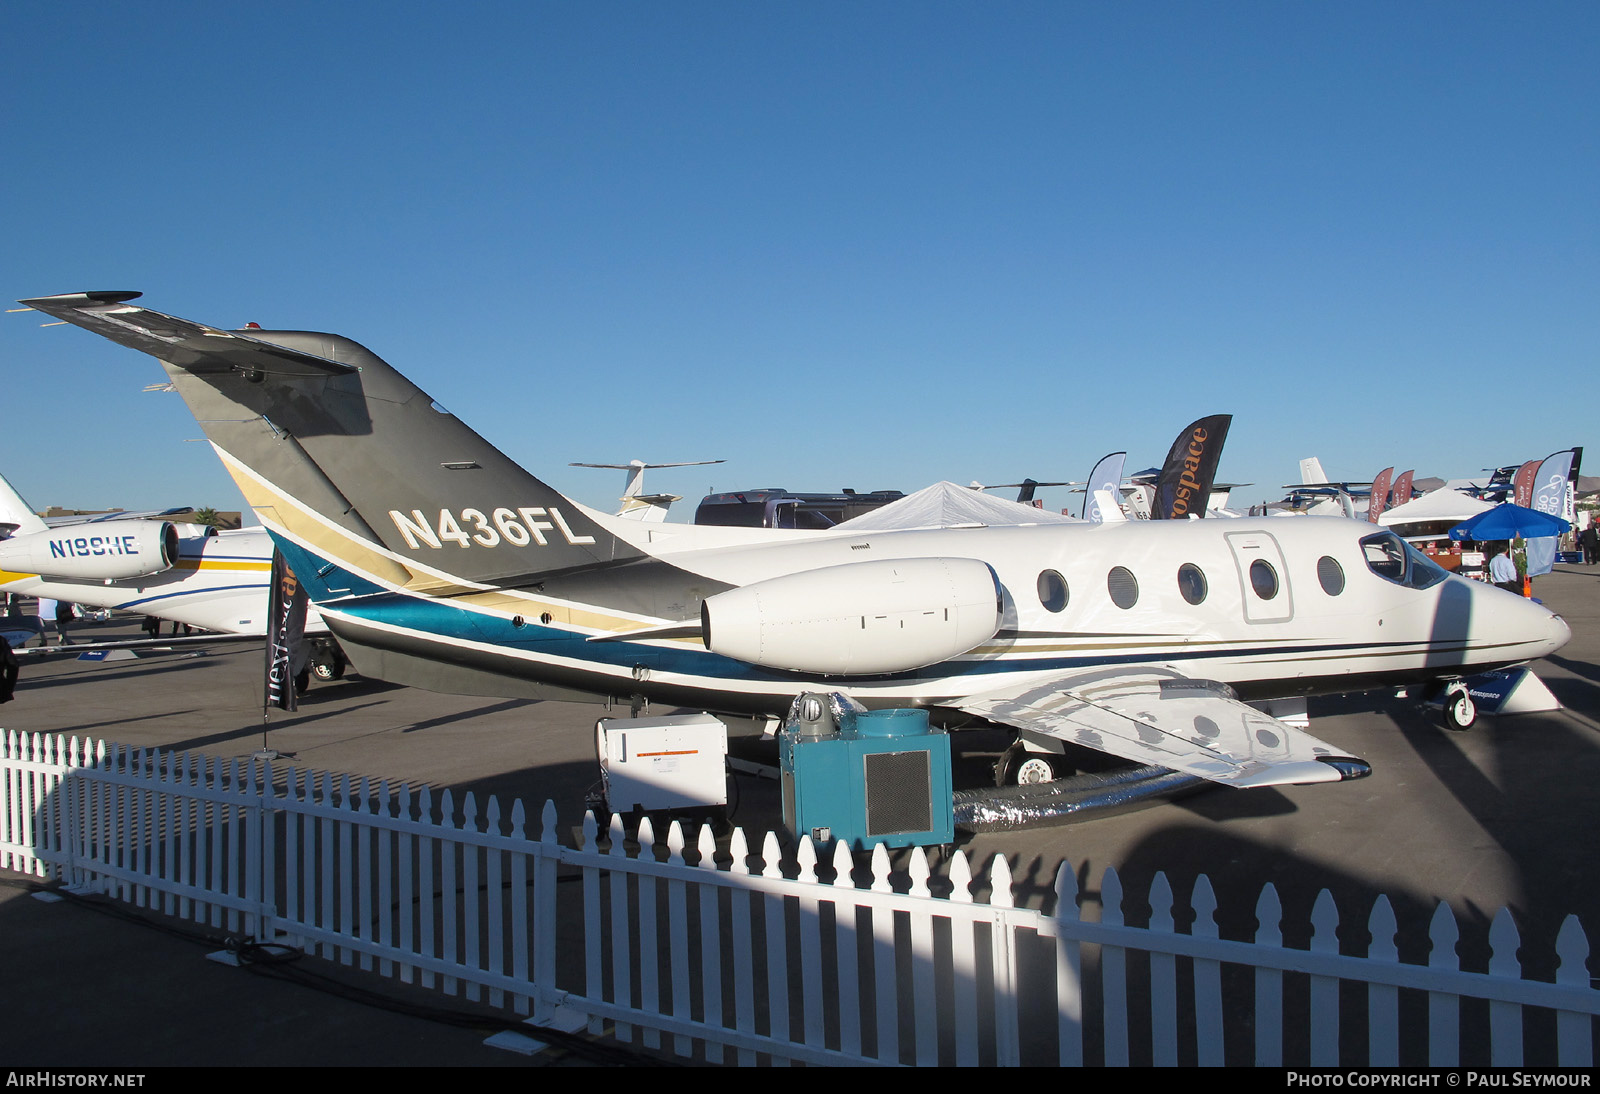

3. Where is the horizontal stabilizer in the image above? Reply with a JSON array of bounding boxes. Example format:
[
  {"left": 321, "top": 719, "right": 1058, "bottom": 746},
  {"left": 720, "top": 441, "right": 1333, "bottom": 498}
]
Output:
[
  {"left": 19, "top": 291, "right": 642, "bottom": 589},
  {"left": 19, "top": 293, "right": 358, "bottom": 377}
]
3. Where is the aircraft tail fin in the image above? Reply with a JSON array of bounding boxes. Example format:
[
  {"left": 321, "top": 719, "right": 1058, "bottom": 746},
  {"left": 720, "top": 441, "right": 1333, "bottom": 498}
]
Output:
[
  {"left": 1300, "top": 457, "right": 1329, "bottom": 485},
  {"left": 0, "top": 473, "right": 49, "bottom": 538},
  {"left": 1092, "top": 489, "right": 1126, "bottom": 523},
  {"left": 18, "top": 292, "right": 646, "bottom": 593}
]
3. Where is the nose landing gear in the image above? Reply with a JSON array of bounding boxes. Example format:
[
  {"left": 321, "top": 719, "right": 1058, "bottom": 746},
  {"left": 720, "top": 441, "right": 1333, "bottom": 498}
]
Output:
[{"left": 1442, "top": 684, "right": 1477, "bottom": 731}]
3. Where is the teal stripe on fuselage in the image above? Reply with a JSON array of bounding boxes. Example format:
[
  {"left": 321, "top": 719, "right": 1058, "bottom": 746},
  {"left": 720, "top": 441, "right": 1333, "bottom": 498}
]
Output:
[
  {"left": 271, "top": 537, "right": 388, "bottom": 601},
  {"left": 265, "top": 535, "right": 1452, "bottom": 691},
  {"left": 328, "top": 590, "right": 795, "bottom": 682},
  {"left": 267, "top": 533, "right": 792, "bottom": 683}
]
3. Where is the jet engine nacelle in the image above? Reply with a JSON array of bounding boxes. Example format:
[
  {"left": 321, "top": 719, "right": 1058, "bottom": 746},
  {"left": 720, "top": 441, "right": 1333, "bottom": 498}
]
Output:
[
  {"left": 701, "top": 557, "right": 1002, "bottom": 676},
  {"left": 0, "top": 521, "right": 180, "bottom": 581}
]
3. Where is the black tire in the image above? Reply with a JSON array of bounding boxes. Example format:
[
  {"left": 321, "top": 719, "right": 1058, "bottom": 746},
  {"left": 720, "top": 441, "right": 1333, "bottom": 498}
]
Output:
[
  {"left": 311, "top": 657, "right": 345, "bottom": 681},
  {"left": 994, "top": 740, "right": 1060, "bottom": 787},
  {"left": 1443, "top": 688, "right": 1477, "bottom": 731}
]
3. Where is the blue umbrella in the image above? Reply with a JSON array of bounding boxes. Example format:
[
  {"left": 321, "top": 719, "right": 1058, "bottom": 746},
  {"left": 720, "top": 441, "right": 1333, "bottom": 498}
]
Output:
[{"left": 1448, "top": 502, "right": 1572, "bottom": 541}]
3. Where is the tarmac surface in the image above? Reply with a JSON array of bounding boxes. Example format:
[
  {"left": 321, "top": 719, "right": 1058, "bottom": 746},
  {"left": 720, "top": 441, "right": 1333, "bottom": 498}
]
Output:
[{"left": 5, "top": 565, "right": 1600, "bottom": 1067}]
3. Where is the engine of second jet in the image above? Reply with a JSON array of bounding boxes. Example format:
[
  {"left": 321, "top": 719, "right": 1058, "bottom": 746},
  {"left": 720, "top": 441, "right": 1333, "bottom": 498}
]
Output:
[
  {"left": 701, "top": 556, "right": 1003, "bottom": 676},
  {"left": 0, "top": 520, "right": 180, "bottom": 581}
]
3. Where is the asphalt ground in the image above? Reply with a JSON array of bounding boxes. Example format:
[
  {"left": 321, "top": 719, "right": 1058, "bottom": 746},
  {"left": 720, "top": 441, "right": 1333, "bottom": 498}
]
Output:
[{"left": 4, "top": 565, "right": 1600, "bottom": 1066}]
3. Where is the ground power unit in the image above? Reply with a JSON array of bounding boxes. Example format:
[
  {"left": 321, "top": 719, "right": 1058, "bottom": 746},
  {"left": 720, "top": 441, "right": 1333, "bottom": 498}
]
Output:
[
  {"left": 780, "top": 700, "right": 953, "bottom": 851},
  {"left": 594, "top": 713, "right": 728, "bottom": 816}
]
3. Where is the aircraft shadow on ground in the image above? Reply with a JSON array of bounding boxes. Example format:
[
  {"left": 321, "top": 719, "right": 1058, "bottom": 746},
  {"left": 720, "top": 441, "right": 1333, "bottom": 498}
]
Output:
[
  {"left": 1543, "top": 653, "right": 1600, "bottom": 692},
  {"left": 1390, "top": 702, "right": 1600, "bottom": 932},
  {"left": 12, "top": 657, "right": 225, "bottom": 692},
  {"left": 294, "top": 675, "right": 404, "bottom": 701},
  {"left": 30, "top": 709, "right": 201, "bottom": 738},
  {"left": 399, "top": 699, "right": 533, "bottom": 735}
]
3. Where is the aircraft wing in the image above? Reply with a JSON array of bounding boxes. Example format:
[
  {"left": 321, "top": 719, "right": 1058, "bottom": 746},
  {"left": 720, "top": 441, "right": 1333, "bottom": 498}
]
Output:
[
  {"left": 951, "top": 667, "right": 1370, "bottom": 788},
  {"left": 13, "top": 631, "right": 263, "bottom": 657}
]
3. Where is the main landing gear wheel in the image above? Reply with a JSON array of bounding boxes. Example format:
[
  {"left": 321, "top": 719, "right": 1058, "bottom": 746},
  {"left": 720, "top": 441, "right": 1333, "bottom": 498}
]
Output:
[
  {"left": 311, "top": 657, "right": 345, "bottom": 682},
  {"left": 995, "top": 741, "right": 1059, "bottom": 787},
  {"left": 1443, "top": 687, "right": 1477, "bottom": 731}
]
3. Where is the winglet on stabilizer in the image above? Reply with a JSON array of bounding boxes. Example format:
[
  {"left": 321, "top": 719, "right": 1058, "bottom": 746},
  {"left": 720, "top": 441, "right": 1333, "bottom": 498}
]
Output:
[{"left": 20, "top": 291, "right": 143, "bottom": 308}]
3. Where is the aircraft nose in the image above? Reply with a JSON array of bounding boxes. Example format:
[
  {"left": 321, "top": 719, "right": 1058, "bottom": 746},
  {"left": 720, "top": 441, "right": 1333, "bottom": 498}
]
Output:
[
  {"left": 1516, "top": 597, "right": 1571, "bottom": 659},
  {"left": 1472, "top": 581, "right": 1571, "bottom": 661},
  {"left": 1544, "top": 610, "right": 1572, "bottom": 656}
]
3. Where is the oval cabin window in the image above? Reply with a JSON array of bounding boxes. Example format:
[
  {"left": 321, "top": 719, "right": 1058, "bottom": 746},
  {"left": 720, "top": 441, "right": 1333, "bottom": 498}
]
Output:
[
  {"left": 1178, "top": 563, "right": 1207, "bottom": 605},
  {"left": 1108, "top": 566, "right": 1139, "bottom": 609},
  {"left": 1317, "top": 556, "right": 1345, "bottom": 596},
  {"left": 1037, "top": 570, "right": 1069, "bottom": 613},
  {"left": 1249, "top": 559, "right": 1279, "bottom": 600}
]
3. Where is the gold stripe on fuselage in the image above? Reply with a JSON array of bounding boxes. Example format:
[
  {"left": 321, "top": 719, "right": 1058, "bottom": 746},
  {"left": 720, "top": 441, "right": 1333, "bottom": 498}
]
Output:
[
  {"left": 172, "top": 560, "right": 272, "bottom": 573},
  {"left": 216, "top": 449, "right": 665, "bottom": 635},
  {"left": 215, "top": 450, "right": 414, "bottom": 588}
]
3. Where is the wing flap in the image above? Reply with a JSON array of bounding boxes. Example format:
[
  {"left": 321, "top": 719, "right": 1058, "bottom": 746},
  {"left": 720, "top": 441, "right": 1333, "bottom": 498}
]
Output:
[{"left": 954, "top": 667, "right": 1368, "bottom": 788}]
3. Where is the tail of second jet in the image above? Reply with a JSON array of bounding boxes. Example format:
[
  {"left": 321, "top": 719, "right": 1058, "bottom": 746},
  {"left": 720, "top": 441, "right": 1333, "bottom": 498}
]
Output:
[
  {"left": 19, "top": 293, "right": 647, "bottom": 597},
  {"left": 0, "top": 472, "right": 49, "bottom": 539}
]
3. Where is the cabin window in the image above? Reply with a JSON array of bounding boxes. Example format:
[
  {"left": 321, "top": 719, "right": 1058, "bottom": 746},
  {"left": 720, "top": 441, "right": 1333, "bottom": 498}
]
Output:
[
  {"left": 1317, "top": 556, "right": 1345, "bottom": 596},
  {"left": 1360, "top": 531, "right": 1449, "bottom": 591},
  {"left": 1177, "top": 563, "right": 1207, "bottom": 605},
  {"left": 1108, "top": 566, "right": 1139, "bottom": 609},
  {"left": 1037, "top": 570, "right": 1068, "bottom": 612},
  {"left": 1249, "top": 559, "right": 1280, "bottom": 600}
]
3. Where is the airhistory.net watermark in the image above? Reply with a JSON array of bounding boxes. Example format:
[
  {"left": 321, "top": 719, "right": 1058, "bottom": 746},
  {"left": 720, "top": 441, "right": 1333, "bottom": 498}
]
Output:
[{"left": 5, "top": 1075, "right": 146, "bottom": 1088}]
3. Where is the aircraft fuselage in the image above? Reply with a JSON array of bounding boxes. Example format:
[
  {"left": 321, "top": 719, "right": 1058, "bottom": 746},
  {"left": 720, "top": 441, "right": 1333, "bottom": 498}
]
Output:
[{"left": 289, "top": 511, "right": 1568, "bottom": 717}]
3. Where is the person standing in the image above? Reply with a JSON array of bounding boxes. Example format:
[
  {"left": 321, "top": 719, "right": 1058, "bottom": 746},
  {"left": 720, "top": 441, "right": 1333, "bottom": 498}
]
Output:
[
  {"left": 0, "top": 633, "right": 18, "bottom": 703},
  {"left": 54, "top": 599, "right": 75, "bottom": 645},
  {"left": 1490, "top": 543, "right": 1521, "bottom": 593}
]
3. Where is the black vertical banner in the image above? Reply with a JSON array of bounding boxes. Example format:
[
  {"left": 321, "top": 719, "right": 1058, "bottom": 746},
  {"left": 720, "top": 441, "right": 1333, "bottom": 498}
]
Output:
[
  {"left": 1152, "top": 415, "right": 1232, "bottom": 520},
  {"left": 264, "top": 550, "right": 307, "bottom": 713}
]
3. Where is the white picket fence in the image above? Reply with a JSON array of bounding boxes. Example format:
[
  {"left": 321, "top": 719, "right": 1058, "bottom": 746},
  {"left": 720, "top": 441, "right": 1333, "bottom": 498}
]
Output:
[{"left": 3, "top": 729, "right": 1598, "bottom": 1065}]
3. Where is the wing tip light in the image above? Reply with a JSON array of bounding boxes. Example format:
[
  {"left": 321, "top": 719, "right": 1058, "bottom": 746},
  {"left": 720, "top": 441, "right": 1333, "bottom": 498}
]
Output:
[{"left": 1318, "top": 756, "right": 1372, "bottom": 781}]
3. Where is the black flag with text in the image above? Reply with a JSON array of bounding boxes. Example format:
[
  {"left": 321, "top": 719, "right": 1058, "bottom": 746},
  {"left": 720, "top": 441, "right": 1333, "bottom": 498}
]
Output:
[
  {"left": 264, "top": 550, "right": 307, "bottom": 712},
  {"left": 1152, "top": 414, "right": 1232, "bottom": 520}
]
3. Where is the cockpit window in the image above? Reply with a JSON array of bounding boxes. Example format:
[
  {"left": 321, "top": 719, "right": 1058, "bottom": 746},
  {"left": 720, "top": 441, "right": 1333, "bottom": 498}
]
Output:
[{"left": 1360, "top": 531, "right": 1449, "bottom": 591}]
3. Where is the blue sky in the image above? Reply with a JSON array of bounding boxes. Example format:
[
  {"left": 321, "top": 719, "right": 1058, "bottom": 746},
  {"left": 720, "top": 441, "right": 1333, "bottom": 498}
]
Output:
[{"left": 3, "top": 2, "right": 1595, "bottom": 519}]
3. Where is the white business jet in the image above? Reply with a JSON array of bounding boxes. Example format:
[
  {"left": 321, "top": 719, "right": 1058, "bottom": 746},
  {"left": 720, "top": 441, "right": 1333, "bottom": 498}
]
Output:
[
  {"left": 19, "top": 292, "right": 1570, "bottom": 799},
  {"left": 0, "top": 470, "right": 345, "bottom": 678},
  {"left": 569, "top": 459, "right": 725, "bottom": 522}
]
